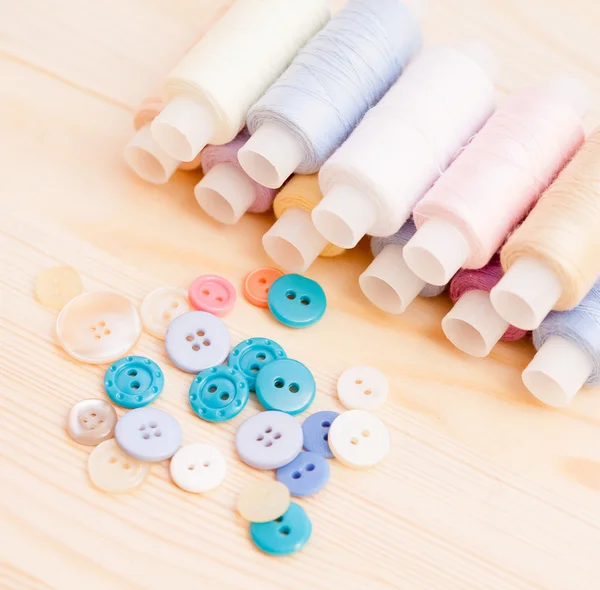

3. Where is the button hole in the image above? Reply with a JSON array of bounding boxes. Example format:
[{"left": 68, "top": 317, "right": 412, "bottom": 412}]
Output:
[
  {"left": 128, "top": 369, "right": 138, "bottom": 377},
  {"left": 256, "top": 435, "right": 264, "bottom": 441},
  {"left": 279, "top": 526, "right": 291, "bottom": 536},
  {"left": 273, "top": 432, "right": 281, "bottom": 440},
  {"left": 130, "top": 380, "right": 141, "bottom": 390},
  {"left": 286, "top": 290, "right": 296, "bottom": 300},
  {"left": 265, "top": 426, "right": 272, "bottom": 434},
  {"left": 197, "top": 330, "right": 205, "bottom": 337},
  {"left": 216, "top": 297, "right": 224, "bottom": 303},
  {"left": 265, "top": 441, "right": 273, "bottom": 447},
  {"left": 362, "top": 430, "right": 370, "bottom": 438},
  {"left": 291, "top": 471, "right": 301, "bottom": 479},
  {"left": 171, "top": 301, "right": 179, "bottom": 308},
  {"left": 186, "top": 335, "right": 194, "bottom": 342},
  {"left": 323, "top": 433, "right": 328, "bottom": 441},
  {"left": 154, "top": 430, "right": 162, "bottom": 437},
  {"left": 188, "top": 464, "right": 195, "bottom": 470},
  {"left": 143, "top": 433, "right": 150, "bottom": 439},
  {"left": 139, "top": 425, "right": 146, "bottom": 431},
  {"left": 351, "top": 437, "right": 359, "bottom": 445},
  {"left": 306, "top": 464, "right": 315, "bottom": 471},
  {"left": 274, "top": 378, "right": 285, "bottom": 389},
  {"left": 192, "top": 344, "right": 200, "bottom": 351},
  {"left": 90, "top": 326, "right": 96, "bottom": 331},
  {"left": 364, "top": 390, "right": 372, "bottom": 396},
  {"left": 104, "top": 329, "right": 111, "bottom": 335},
  {"left": 258, "top": 277, "right": 267, "bottom": 284},
  {"left": 99, "top": 321, "right": 106, "bottom": 327},
  {"left": 123, "top": 463, "right": 131, "bottom": 470},
  {"left": 355, "top": 379, "right": 363, "bottom": 385},
  {"left": 208, "top": 385, "right": 218, "bottom": 393},
  {"left": 249, "top": 364, "right": 260, "bottom": 373},
  {"left": 288, "top": 383, "right": 299, "bottom": 394},
  {"left": 219, "top": 392, "right": 230, "bottom": 401},
  {"left": 203, "top": 461, "right": 210, "bottom": 467},
  {"left": 149, "top": 422, "right": 157, "bottom": 428},
  {"left": 321, "top": 421, "right": 331, "bottom": 427},
  {"left": 94, "top": 334, "right": 101, "bottom": 340},
  {"left": 300, "top": 296, "right": 310, "bottom": 306},
  {"left": 275, "top": 517, "right": 284, "bottom": 523},
  {"left": 202, "top": 289, "right": 210, "bottom": 296},
  {"left": 256, "top": 353, "right": 267, "bottom": 361},
  {"left": 203, "top": 339, "right": 211, "bottom": 347},
  {"left": 108, "top": 457, "right": 117, "bottom": 464}
]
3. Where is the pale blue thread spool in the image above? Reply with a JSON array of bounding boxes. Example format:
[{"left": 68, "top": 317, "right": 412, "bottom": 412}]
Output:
[{"left": 239, "top": 0, "right": 422, "bottom": 189}]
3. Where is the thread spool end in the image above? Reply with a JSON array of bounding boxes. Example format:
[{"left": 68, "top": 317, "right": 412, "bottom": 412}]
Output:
[
  {"left": 195, "top": 163, "right": 255, "bottom": 224},
  {"left": 359, "top": 244, "right": 425, "bottom": 314},
  {"left": 490, "top": 258, "right": 562, "bottom": 330},
  {"left": 403, "top": 219, "right": 469, "bottom": 286},
  {"left": 151, "top": 96, "right": 215, "bottom": 162},
  {"left": 522, "top": 336, "right": 594, "bottom": 407},
  {"left": 442, "top": 290, "right": 508, "bottom": 357},
  {"left": 238, "top": 123, "right": 304, "bottom": 189},
  {"left": 262, "top": 207, "right": 328, "bottom": 272}
]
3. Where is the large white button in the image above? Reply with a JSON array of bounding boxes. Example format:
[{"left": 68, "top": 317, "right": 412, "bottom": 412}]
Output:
[
  {"left": 337, "top": 366, "right": 388, "bottom": 411},
  {"left": 328, "top": 410, "right": 390, "bottom": 469},
  {"left": 140, "top": 286, "right": 191, "bottom": 339},
  {"left": 169, "top": 443, "right": 227, "bottom": 493}
]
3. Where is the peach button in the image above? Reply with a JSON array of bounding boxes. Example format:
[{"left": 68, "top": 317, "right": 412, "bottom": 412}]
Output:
[
  {"left": 140, "top": 286, "right": 191, "bottom": 339},
  {"left": 189, "top": 274, "right": 236, "bottom": 316},
  {"left": 243, "top": 268, "right": 283, "bottom": 308},
  {"left": 237, "top": 480, "right": 290, "bottom": 523},
  {"left": 56, "top": 292, "right": 142, "bottom": 364},
  {"left": 35, "top": 266, "right": 83, "bottom": 310}
]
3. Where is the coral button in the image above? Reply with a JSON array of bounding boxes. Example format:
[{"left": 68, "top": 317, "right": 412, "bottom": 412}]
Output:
[
  {"left": 189, "top": 274, "right": 236, "bottom": 317},
  {"left": 243, "top": 268, "right": 283, "bottom": 308}
]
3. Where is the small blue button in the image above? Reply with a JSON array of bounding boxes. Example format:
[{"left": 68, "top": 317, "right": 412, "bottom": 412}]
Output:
[
  {"left": 104, "top": 356, "right": 164, "bottom": 409},
  {"left": 302, "top": 411, "right": 339, "bottom": 458},
  {"left": 276, "top": 451, "right": 329, "bottom": 497},
  {"left": 250, "top": 502, "right": 312, "bottom": 556},
  {"left": 268, "top": 274, "right": 326, "bottom": 328},
  {"left": 189, "top": 365, "right": 249, "bottom": 422},
  {"left": 255, "top": 359, "right": 316, "bottom": 415},
  {"left": 228, "top": 337, "right": 286, "bottom": 392}
]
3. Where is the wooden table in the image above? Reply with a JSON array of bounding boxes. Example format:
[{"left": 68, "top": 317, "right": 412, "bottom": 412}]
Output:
[{"left": 2, "top": 1, "right": 600, "bottom": 588}]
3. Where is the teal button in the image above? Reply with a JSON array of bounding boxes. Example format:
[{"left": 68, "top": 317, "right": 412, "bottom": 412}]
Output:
[
  {"left": 104, "top": 356, "right": 164, "bottom": 408},
  {"left": 255, "top": 359, "right": 316, "bottom": 415},
  {"left": 250, "top": 503, "right": 312, "bottom": 556},
  {"left": 189, "top": 365, "right": 249, "bottom": 422},
  {"left": 228, "top": 337, "right": 287, "bottom": 392},
  {"left": 268, "top": 274, "right": 326, "bottom": 328}
]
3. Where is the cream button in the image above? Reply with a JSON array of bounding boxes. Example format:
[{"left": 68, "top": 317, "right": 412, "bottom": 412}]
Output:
[
  {"left": 35, "top": 266, "right": 83, "bottom": 310},
  {"left": 56, "top": 292, "right": 142, "bottom": 364},
  {"left": 237, "top": 480, "right": 290, "bottom": 523},
  {"left": 170, "top": 443, "right": 227, "bottom": 493},
  {"left": 140, "top": 286, "right": 191, "bottom": 340},
  {"left": 88, "top": 438, "right": 150, "bottom": 493},
  {"left": 337, "top": 366, "right": 388, "bottom": 411},
  {"left": 67, "top": 399, "right": 117, "bottom": 445}
]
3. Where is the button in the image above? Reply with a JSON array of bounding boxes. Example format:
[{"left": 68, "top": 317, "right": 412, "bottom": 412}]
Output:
[
  {"left": 243, "top": 268, "right": 283, "bottom": 308},
  {"left": 88, "top": 438, "right": 150, "bottom": 493},
  {"left": 115, "top": 407, "right": 182, "bottom": 462},
  {"left": 228, "top": 337, "right": 286, "bottom": 392},
  {"left": 276, "top": 451, "right": 329, "bottom": 497},
  {"left": 328, "top": 410, "right": 390, "bottom": 469},
  {"left": 169, "top": 443, "right": 227, "bottom": 493},
  {"left": 165, "top": 311, "right": 230, "bottom": 373},
  {"left": 301, "top": 411, "right": 339, "bottom": 458},
  {"left": 189, "top": 365, "right": 249, "bottom": 422},
  {"left": 250, "top": 503, "right": 312, "bottom": 556},
  {"left": 337, "top": 366, "right": 388, "bottom": 411},
  {"left": 255, "top": 359, "right": 315, "bottom": 415},
  {"left": 56, "top": 292, "right": 142, "bottom": 364},
  {"left": 35, "top": 266, "right": 83, "bottom": 310},
  {"left": 67, "top": 399, "right": 117, "bottom": 445},
  {"left": 237, "top": 480, "right": 290, "bottom": 523},
  {"left": 189, "top": 274, "right": 236, "bottom": 317},
  {"left": 268, "top": 274, "right": 326, "bottom": 328},
  {"left": 140, "top": 286, "right": 191, "bottom": 339},
  {"left": 104, "top": 356, "right": 164, "bottom": 409},
  {"left": 236, "top": 410, "right": 303, "bottom": 470}
]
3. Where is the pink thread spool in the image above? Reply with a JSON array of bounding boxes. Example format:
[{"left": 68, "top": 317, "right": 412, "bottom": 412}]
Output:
[
  {"left": 442, "top": 256, "right": 528, "bottom": 357},
  {"left": 404, "top": 77, "right": 588, "bottom": 286},
  {"left": 195, "top": 131, "right": 277, "bottom": 224}
]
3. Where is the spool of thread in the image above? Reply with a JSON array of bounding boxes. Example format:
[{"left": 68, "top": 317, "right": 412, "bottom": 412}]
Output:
[
  {"left": 359, "top": 218, "right": 445, "bottom": 314},
  {"left": 239, "top": 0, "right": 423, "bottom": 190},
  {"left": 263, "top": 174, "right": 344, "bottom": 272},
  {"left": 405, "top": 77, "right": 588, "bottom": 289},
  {"left": 442, "top": 256, "right": 528, "bottom": 357},
  {"left": 523, "top": 281, "right": 600, "bottom": 407},
  {"left": 493, "top": 128, "right": 600, "bottom": 331},
  {"left": 124, "top": 97, "right": 203, "bottom": 184},
  {"left": 151, "top": 0, "right": 330, "bottom": 163},
  {"left": 195, "top": 131, "right": 277, "bottom": 224},
  {"left": 313, "top": 42, "right": 497, "bottom": 249}
]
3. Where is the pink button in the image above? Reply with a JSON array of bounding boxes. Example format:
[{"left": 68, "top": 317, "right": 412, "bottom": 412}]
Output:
[{"left": 189, "top": 275, "right": 236, "bottom": 317}]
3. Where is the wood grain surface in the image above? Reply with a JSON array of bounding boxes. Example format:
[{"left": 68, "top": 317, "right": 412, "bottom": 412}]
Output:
[{"left": 2, "top": 1, "right": 600, "bottom": 588}]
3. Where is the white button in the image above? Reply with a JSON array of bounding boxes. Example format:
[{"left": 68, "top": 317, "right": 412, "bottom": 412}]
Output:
[
  {"left": 140, "top": 286, "right": 191, "bottom": 339},
  {"left": 170, "top": 443, "right": 227, "bottom": 493},
  {"left": 337, "top": 366, "right": 388, "bottom": 410},
  {"left": 328, "top": 410, "right": 390, "bottom": 469}
]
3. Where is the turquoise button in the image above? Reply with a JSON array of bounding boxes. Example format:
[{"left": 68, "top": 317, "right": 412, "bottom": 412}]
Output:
[
  {"left": 255, "top": 359, "right": 316, "bottom": 415},
  {"left": 189, "top": 365, "right": 249, "bottom": 422},
  {"left": 104, "top": 356, "right": 164, "bottom": 409},
  {"left": 268, "top": 274, "right": 326, "bottom": 328},
  {"left": 250, "top": 503, "right": 312, "bottom": 556},
  {"left": 228, "top": 337, "right": 287, "bottom": 392}
]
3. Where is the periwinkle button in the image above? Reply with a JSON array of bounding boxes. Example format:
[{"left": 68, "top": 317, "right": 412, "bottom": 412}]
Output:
[
  {"left": 104, "top": 356, "right": 164, "bottom": 408},
  {"left": 301, "top": 410, "right": 339, "bottom": 458},
  {"left": 276, "top": 451, "right": 329, "bottom": 497},
  {"left": 250, "top": 503, "right": 312, "bottom": 556},
  {"left": 228, "top": 337, "right": 286, "bottom": 392},
  {"left": 267, "top": 274, "right": 326, "bottom": 328}
]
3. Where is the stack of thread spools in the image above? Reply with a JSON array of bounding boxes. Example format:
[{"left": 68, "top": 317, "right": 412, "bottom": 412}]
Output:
[{"left": 124, "top": 0, "right": 600, "bottom": 409}]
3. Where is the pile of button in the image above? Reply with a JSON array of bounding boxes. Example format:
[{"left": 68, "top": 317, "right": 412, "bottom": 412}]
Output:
[{"left": 39, "top": 265, "right": 390, "bottom": 557}]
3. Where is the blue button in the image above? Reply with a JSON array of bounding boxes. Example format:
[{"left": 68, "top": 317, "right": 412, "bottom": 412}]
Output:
[
  {"left": 250, "top": 502, "right": 312, "bottom": 556},
  {"left": 268, "top": 274, "right": 326, "bottom": 328},
  {"left": 189, "top": 365, "right": 249, "bottom": 422},
  {"left": 104, "top": 356, "right": 164, "bottom": 409},
  {"left": 228, "top": 337, "right": 286, "bottom": 392},
  {"left": 302, "top": 411, "right": 339, "bottom": 458},
  {"left": 255, "top": 359, "right": 316, "bottom": 415},
  {"left": 276, "top": 451, "right": 329, "bottom": 497}
]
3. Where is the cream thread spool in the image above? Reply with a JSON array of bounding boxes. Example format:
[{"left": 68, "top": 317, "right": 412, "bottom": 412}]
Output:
[
  {"left": 404, "top": 77, "right": 588, "bottom": 290},
  {"left": 492, "top": 128, "right": 600, "bottom": 331},
  {"left": 151, "top": 0, "right": 330, "bottom": 162},
  {"left": 313, "top": 42, "right": 497, "bottom": 249}
]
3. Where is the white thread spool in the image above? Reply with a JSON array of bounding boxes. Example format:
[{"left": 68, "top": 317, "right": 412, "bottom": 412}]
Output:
[
  {"left": 313, "top": 42, "right": 497, "bottom": 249},
  {"left": 151, "top": 0, "right": 330, "bottom": 162}
]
